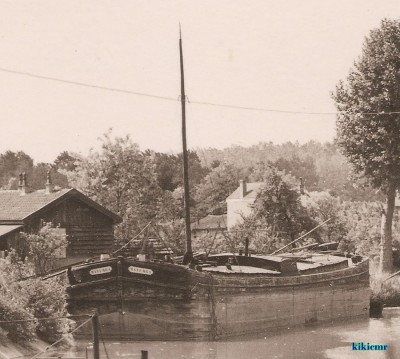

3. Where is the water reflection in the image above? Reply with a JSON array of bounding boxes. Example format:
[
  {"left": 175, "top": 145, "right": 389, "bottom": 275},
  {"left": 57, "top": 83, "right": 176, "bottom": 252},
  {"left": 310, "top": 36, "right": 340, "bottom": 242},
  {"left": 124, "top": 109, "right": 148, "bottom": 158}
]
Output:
[{"left": 62, "top": 308, "right": 400, "bottom": 359}]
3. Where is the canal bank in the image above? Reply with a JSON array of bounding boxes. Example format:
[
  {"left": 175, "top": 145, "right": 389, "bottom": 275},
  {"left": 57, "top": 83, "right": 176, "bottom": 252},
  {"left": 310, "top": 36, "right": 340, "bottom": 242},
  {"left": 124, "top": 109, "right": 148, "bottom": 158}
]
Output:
[{"left": 0, "top": 336, "right": 47, "bottom": 359}]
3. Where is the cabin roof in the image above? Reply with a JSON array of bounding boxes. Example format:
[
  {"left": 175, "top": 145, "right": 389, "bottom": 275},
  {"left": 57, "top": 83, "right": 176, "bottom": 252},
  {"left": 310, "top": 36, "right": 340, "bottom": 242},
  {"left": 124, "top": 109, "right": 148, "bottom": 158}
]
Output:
[{"left": 0, "top": 188, "right": 122, "bottom": 224}]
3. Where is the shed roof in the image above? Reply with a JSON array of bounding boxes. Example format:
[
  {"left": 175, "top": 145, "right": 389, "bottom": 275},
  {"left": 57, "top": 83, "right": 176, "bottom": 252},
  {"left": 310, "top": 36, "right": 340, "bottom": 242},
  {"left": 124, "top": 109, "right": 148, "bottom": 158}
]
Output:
[{"left": 0, "top": 188, "right": 122, "bottom": 224}]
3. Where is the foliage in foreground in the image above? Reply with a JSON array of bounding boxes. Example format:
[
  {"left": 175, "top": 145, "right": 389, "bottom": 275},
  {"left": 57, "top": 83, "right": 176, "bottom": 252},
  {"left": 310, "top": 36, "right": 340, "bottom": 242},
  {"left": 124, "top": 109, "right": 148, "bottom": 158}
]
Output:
[
  {"left": 0, "top": 258, "right": 70, "bottom": 344},
  {"left": 370, "top": 260, "right": 400, "bottom": 306},
  {"left": 0, "top": 224, "right": 70, "bottom": 344}
]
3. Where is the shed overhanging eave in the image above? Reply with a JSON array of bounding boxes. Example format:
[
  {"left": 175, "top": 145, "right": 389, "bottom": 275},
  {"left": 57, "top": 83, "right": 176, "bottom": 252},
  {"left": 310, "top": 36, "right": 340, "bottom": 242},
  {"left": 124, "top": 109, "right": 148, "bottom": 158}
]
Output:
[{"left": 0, "top": 224, "right": 24, "bottom": 238}]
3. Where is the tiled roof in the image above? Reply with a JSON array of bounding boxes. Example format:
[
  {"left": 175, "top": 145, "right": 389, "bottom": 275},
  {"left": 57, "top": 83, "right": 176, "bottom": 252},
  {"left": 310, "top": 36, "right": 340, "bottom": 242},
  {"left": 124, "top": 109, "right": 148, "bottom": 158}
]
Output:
[
  {"left": 226, "top": 182, "right": 263, "bottom": 200},
  {"left": 192, "top": 215, "right": 227, "bottom": 230},
  {"left": 0, "top": 189, "right": 71, "bottom": 221},
  {"left": 0, "top": 188, "right": 122, "bottom": 223}
]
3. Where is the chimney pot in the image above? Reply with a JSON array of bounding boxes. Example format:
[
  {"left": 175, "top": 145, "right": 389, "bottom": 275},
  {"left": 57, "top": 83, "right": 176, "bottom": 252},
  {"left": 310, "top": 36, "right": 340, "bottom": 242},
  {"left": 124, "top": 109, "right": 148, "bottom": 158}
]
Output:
[
  {"left": 45, "top": 169, "right": 54, "bottom": 194},
  {"left": 18, "top": 173, "right": 23, "bottom": 190},
  {"left": 20, "top": 172, "right": 28, "bottom": 195}
]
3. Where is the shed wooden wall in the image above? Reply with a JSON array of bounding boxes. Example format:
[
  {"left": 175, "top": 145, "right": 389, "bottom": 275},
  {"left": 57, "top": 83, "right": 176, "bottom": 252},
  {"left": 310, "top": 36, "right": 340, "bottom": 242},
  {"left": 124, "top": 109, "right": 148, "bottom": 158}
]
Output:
[{"left": 27, "top": 197, "right": 115, "bottom": 258}]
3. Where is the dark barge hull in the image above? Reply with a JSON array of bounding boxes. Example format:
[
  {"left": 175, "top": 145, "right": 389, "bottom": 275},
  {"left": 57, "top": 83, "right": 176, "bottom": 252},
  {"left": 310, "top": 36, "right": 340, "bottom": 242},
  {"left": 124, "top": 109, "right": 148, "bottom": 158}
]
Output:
[{"left": 65, "top": 255, "right": 370, "bottom": 340}]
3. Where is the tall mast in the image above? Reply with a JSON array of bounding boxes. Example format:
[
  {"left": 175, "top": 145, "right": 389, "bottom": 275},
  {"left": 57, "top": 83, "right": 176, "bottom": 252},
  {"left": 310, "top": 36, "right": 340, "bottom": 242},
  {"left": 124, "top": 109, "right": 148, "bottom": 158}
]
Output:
[{"left": 180, "top": 27, "right": 193, "bottom": 264}]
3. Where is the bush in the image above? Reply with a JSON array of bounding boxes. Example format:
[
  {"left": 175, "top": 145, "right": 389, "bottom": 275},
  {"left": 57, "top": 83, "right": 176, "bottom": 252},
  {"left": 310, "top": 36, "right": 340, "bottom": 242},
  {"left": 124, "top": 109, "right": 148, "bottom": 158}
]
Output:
[
  {"left": 18, "top": 223, "right": 67, "bottom": 275},
  {"left": 0, "top": 293, "right": 36, "bottom": 342},
  {"left": 370, "top": 262, "right": 400, "bottom": 306},
  {"left": 21, "top": 277, "right": 70, "bottom": 342},
  {"left": 0, "top": 257, "right": 69, "bottom": 344}
]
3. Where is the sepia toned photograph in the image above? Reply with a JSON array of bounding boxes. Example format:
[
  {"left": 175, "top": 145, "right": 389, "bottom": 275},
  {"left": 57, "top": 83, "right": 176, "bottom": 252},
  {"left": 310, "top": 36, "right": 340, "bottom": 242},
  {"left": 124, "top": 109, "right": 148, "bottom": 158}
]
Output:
[{"left": 0, "top": 1, "right": 399, "bottom": 358}]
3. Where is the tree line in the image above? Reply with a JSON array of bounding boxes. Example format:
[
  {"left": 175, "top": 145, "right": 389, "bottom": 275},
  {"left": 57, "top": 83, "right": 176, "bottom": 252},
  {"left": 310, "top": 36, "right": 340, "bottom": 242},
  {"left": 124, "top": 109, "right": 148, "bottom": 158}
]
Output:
[{"left": 0, "top": 134, "right": 387, "bottom": 256}]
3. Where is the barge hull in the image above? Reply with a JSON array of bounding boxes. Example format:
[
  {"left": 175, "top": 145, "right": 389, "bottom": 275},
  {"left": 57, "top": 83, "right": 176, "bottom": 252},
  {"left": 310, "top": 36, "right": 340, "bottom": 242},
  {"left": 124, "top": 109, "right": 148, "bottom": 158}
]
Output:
[{"left": 66, "top": 257, "right": 370, "bottom": 340}]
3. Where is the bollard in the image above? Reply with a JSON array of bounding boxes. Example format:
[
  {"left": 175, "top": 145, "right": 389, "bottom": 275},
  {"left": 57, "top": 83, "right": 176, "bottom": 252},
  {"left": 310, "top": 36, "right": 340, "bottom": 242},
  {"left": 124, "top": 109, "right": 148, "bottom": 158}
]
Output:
[
  {"left": 141, "top": 350, "right": 148, "bottom": 359},
  {"left": 92, "top": 313, "right": 100, "bottom": 359}
]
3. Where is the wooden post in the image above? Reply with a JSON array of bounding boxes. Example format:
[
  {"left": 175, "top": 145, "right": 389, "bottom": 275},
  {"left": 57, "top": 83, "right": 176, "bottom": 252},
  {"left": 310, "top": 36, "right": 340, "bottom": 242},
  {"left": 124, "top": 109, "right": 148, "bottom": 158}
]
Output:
[
  {"left": 92, "top": 313, "right": 100, "bottom": 359},
  {"left": 244, "top": 238, "right": 249, "bottom": 257},
  {"left": 141, "top": 350, "right": 148, "bottom": 359}
]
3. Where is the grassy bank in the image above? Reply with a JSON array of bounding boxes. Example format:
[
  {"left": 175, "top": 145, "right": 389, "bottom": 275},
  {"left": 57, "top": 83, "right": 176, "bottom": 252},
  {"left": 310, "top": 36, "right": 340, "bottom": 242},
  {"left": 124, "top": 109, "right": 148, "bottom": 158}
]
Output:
[
  {"left": 370, "top": 262, "right": 400, "bottom": 307},
  {"left": 0, "top": 333, "right": 48, "bottom": 359}
]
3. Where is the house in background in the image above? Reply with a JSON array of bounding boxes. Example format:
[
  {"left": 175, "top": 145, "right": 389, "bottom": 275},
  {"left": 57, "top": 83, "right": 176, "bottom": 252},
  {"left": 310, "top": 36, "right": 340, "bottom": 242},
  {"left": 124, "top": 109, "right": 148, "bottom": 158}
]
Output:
[
  {"left": 226, "top": 179, "right": 306, "bottom": 230},
  {"left": 226, "top": 180, "right": 263, "bottom": 230},
  {"left": 0, "top": 173, "right": 122, "bottom": 266}
]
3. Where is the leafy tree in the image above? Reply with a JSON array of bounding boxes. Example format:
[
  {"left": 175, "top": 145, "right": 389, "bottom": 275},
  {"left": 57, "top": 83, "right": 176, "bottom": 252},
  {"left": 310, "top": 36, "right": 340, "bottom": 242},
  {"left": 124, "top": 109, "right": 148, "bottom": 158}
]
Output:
[
  {"left": 340, "top": 201, "right": 382, "bottom": 256},
  {"left": 233, "top": 167, "right": 317, "bottom": 252},
  {"left": 194, "top": 163, "right": 243, "bottom": 218},
  {"left": 66, "top": 132, "right": 163, "bottom": 240},
  {"left": 200, "top": 141, "right": 382, "bottom": 201},
  {"left": 0, "top": 258, "right": 69, "bottom": 343},
  {"left": 30, "top": 163, "right": 69, "bottom": 190},
  {"left": 303, "top": 192, "right": 348, "bottom": 246},
  {"left": 230, "top": 213, "right": 282, "bottom": 254},
  {"left": 152, "top": 151, "right": 209, "bottom": 191},
  {"left": 274, "top": 155, "right": 319, "bottom": 191},
  {"left": 54, "top": 151, "right": 79, "bottom": 172},
  {"left": 332, "top": 18, "right": 400, "bottom": 272},
  {"left": 17, "top": 223, "right": 67, "bottom": 275},
  {"left": 152, "top": 152, "right": 181, "bottom": 191},
  {"left": 0, "top": 151, "right": 33, "bottom": 189}
]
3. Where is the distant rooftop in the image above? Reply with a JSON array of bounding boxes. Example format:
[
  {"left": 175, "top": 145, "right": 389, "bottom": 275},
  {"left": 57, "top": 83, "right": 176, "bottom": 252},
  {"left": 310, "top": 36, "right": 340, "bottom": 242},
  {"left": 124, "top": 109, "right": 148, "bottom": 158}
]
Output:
[
  {"left": 226, "top": 182, "right": 263, "bottom": 200},
  {"left": 192, "top": 214, "right": 227, "bottom": 230}
]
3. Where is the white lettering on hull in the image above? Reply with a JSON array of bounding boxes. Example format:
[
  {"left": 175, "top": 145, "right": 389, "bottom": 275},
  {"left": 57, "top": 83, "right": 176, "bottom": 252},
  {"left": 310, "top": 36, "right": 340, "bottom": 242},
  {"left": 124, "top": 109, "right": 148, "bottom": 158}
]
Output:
[
  {"left": 89, "top": 266, "right": 112, "bottom": 275},
  {"left": 128, "top": 266, "right": 153, "bottom": 275}
]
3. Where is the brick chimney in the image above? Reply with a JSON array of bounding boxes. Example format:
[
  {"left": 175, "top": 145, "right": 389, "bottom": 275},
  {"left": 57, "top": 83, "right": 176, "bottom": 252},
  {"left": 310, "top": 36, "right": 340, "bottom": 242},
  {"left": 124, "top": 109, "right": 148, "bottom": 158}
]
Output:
[
  {"left": 45, "top": 169, "right": 54, "bottom": 194},
  {"left": 239, "top": 180, "right": 247, "bottom": 198},
  {"left": 299, "top": 177, "right": 305, "bottom": 195},
  {"left": 19, "top": 172, "right": 29, "bottom": 195},
  {"left": 18, "top": 173, "right": 23, "bottom": 192}
]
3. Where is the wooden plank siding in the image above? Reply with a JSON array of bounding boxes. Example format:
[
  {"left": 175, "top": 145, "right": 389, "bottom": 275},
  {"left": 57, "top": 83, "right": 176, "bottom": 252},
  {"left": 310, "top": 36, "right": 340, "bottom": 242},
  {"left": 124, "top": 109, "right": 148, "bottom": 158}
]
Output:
[
  {"left": 25, "top": 197, "right": 116, "bottom": 258},
  {"left": 67, "top": 227, "right": 114, "bottom": 256}
]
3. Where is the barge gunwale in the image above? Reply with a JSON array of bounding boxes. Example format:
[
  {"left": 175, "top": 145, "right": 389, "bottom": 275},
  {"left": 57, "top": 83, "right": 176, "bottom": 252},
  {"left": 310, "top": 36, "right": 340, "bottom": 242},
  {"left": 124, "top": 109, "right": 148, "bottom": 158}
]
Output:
[{"left": 66, "top": 256, "right": 369, "bottom": 291}]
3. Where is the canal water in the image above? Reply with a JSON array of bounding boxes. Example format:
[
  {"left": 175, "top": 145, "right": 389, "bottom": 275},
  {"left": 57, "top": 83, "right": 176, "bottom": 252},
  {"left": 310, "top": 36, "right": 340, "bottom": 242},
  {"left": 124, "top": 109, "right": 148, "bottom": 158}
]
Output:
[{"left": 59, "top": 308, "right": 400, "bottom": 359}]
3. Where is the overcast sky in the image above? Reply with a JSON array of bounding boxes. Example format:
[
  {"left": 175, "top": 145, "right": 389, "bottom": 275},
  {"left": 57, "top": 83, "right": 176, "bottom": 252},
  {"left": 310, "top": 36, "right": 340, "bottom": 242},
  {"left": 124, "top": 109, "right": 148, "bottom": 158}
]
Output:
[{"left": 0, "top": 0, "right": 398, "bottom": 163}]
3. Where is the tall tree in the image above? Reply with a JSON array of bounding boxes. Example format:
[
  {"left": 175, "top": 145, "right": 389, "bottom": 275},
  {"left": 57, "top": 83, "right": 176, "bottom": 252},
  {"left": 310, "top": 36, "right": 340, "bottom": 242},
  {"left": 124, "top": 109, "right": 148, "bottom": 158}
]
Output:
[
  {"left": 0, "top": 151, "right": 33, "bottom": 189},
  {"left": 54, "top": 151, "right": 78, "bottom": 172},
  {"left": 233, "top": 167, "right": 316, "bottom": 253},
  {"left": 66, "top": 132, "right": 162, "bottom": 240},
  {"left": 194, "top": 163, "right": 243, "bottom": 218},
  {"left": 273, "top": 155, "right": 319, "bottom": 191},
  {"left": 332, "top": 18, "right": 400, "bottom": 272},
  {"left": 152, "top": 151, "right": 209, "bottom": 191}
]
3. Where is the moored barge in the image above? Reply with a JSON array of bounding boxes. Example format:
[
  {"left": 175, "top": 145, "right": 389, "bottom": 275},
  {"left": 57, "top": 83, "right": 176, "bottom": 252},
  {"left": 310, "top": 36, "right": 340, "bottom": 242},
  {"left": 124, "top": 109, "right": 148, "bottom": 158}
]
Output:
[{"left": 65, "top": 252, "right": 370, "bottom": 340}]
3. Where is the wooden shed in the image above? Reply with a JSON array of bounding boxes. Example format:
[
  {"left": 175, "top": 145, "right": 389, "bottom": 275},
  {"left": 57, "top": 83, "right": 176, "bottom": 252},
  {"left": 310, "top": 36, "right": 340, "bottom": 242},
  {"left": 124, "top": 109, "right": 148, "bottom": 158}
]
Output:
[{"left": 0, "top": 184, "right": 122, "bottom": 266}]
